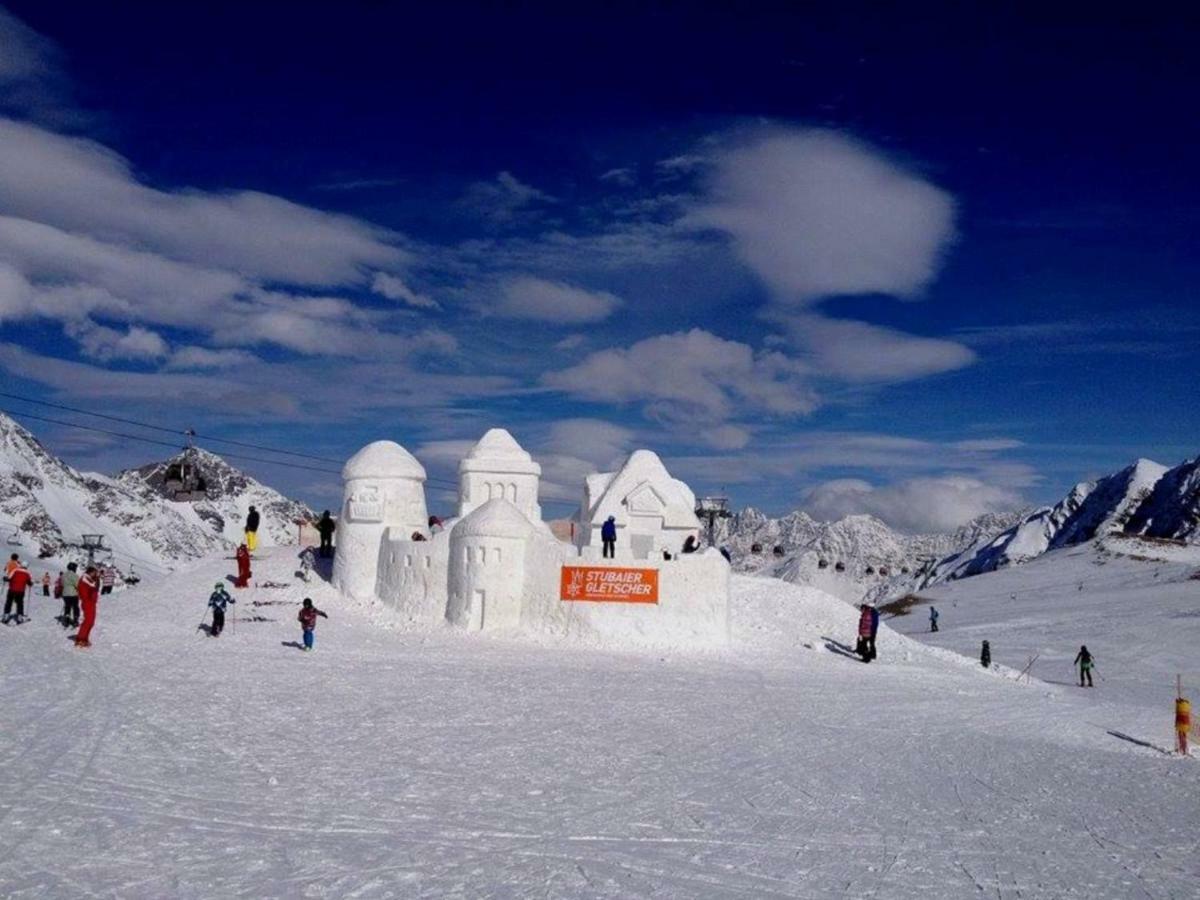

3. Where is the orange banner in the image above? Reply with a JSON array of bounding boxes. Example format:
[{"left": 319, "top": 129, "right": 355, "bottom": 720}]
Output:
[{"left": 560, "top": 566, "right": 659, "bottom": 604}]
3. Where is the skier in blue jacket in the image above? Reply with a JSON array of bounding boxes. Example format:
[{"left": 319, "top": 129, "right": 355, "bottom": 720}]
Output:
[
  {"left": 208, "top": 583, "right": 235, "bottom": 637},
  {"left": 600, "top": 516, "right": 617, "bottom": 559}
]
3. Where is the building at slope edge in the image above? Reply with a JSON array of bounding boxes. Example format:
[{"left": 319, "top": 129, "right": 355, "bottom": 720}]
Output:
[{"left": 332, "top": 428, "right": 730, "bottom": 647}]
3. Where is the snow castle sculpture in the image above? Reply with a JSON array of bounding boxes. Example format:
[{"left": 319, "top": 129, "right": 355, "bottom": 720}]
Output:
[
  {"left": 336, "top": 429, "right": 730, "bottom": 647},
  {"left": 332, "top": 440, "right": 428, "bottom": 601}
]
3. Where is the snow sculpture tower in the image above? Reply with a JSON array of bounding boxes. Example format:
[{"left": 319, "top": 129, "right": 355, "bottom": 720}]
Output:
[
  {"left": 579, "top": 449, "right": 700, "bottom": 559},
  {"left": 457, "top": 428, "right": 542, "bottom": 523},
  {"left": 446, "top": 498, "right": 533, "bottom": 632},
  {"left": 333, "top": 440, "right": 428, "bottom": 601}
]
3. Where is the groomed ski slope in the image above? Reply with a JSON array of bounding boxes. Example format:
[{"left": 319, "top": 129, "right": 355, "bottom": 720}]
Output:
[{"left": 1, "top": 546, "right": 1196, "bottom": 898}]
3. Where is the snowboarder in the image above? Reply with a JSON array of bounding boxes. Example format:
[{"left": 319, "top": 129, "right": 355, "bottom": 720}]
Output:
[
  {"left": 856, "top": 604, "right": 877, "bottom": 662},
  {"left": 981, "top": 640, "right": 991, "bottom": 668},
  {"left": 208, "top": 583, "right": 234, "bottom": 637},
  {"left": 681, "top": 535, "right": 699, "bottom": 554},
  {"left": 74, "top": 566, "right": 100, "bottom": 647},
  {"left": 61, "top": 562, "right": 80, "bottom": 627},
  {"left": 297, "top": 597, "right": 328, "bottom": 651},
  {"left": 316, "top": 510, "right": 336, "bottom": 558},
  {"left": 3, "top": 559, "right": 32, "bottom": 623},
  {"left": 601, "top": 515, "right": 617, "bottom": 559},
  {"left": 929, "top": 606, "right": 939, "bottom": 632},
  {"left": 245, "top": 505, "right": 260, "bottom": 553},
  {"left": 1074, "top": 645, "right": 1095, "bottom": 687},
  {"left": 234, "top": 543, "right": 252, "bottom": 588},
  {"left": 41, "top": 571, "right": 50, "bottom": 597}
]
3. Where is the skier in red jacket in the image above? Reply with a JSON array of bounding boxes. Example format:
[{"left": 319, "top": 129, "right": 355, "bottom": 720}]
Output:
[
  {"left": 75, "top": 566, "right": 101, "bottom": 647},
  {"left": 234, "top": 543, "right": 252, "bottom": 588},
  {"left": 297, "top": 598, "right": 328, "bottom": 651},
  {"left": 3, "top": 561, "right": 32, "bottom": 624}
]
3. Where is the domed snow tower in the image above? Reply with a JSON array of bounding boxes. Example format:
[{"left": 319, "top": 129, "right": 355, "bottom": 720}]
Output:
[
  {"left": 333, "top": 440, "right": 428, "bottom": 601},
  {"left": 457, "top": 428, "right": 542, "bottom": 523},
  {"left": 447, "top": 498, "right": 533, "bottom": 632}
]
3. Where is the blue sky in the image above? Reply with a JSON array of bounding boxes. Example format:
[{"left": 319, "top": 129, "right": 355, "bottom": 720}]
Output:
[{"left": 0, "top": 2, "right": 1197, "bottom": 530}]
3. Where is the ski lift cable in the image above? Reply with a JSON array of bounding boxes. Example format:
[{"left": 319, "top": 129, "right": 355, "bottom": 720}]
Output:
[
  {"left": 0, "top": 391, "right": 345, "bottom": 466},
  {"left": 0, "top": 409, "right": 343, "bottom": 476},
  {"left": 0, "top": 388, "right": 465, "bottom": 487}
]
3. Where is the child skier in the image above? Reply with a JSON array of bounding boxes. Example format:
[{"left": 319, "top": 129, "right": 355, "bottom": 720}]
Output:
[
  {"left": 929, "top": 606, "right": 939, "bottom": 632},
  {"left": 1074, "top": 645, "right": 1095, "bottom": 687},
  {"left": 208, "top": 583, "right": 235, "bottom": 637},
  {"left": 234, "top": 543, "right": 252, "bottom": 588},
  {"left": 297, "top": 598, "right": 328, "bottom": 651}
]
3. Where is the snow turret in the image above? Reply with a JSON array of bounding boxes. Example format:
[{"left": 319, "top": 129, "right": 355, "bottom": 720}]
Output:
[
  {"left": 333, "top": 440, "right": 428, "bottom": 600},
  {"left": 446, "top": 498, "right": 533, "bottom": 632},
  {"left": 457, "top": 428, "right": 542, "bottom": 523}
]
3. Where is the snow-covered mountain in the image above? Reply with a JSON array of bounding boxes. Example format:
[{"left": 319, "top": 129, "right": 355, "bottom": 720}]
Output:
[
  {"left": 118, "top": 447, "right": 313, "bottom": 549},
  {"left": 1124, "top": 455, "right": 1200, "bottom": 542},
  {"left": 0, "top": 413, "right": 312, "bottom": 573}
]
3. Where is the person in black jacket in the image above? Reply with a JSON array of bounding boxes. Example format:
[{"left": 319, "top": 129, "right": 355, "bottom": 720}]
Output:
[
  {"left": 244, "top": 505, "right": 261, "bottom": 553},
  {"left": 1074, "top": 645, "right": 1095, "bottom": 687},
  {"left": 316, "top": 510, "right": 336, "bottom": 558}
]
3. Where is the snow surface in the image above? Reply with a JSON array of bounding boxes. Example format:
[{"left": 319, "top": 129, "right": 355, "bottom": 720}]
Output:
[{"left": 1, "top": 546, "right": 1197, "bottom": 897}]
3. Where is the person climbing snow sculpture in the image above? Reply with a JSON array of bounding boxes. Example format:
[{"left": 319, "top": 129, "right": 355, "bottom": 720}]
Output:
[
  {"left": 981, "top": 640, "right": 991, "bottom": 669},
  {"left": 61, "top": 562, "right": 80, "bottom": 627},
  {"left": 245, "top": 505, "right": 260, "bottom": 553},
  {"left": 235, "top": 543, "right": 252, "bottom": 588},
  {"left": 316, "top": 510, "right": 336, "bottom": 558},
  {"left": 74, "top": 565, "right": 100, "bottom": 647},
  {"left": 3, "top": 558, "right": 32, "bottom": 624},
  {"left": 681, "top": 534, "right": 699, "bottom": 554},
  {"left": 1074, "top": 645, "right": 1095, "bottom": 687},
  {"left": 208, "top": 583, "right": 234, "bottom": 637},
  {"left": 601, "top": 515, "right": 617, "bottom": 559},
  {"left": 857, "top": 604, "right": 877, "bottom": 662},
  {"left": 929, "top": 605, "right": 939, "bottom": 632},
  {"left": 297, "top": 597, "right": 328, "bottom": 651}
]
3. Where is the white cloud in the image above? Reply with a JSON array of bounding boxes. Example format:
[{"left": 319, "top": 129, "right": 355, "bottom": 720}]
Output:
[
  {"left": 554, "top": 333, "right": 585, "bottom": 351},
  {"left": 0, "top": 9, "right": 52, "bottom": 82},
  {"left": 165, "top": 346, "right": 262, "bottom": 370},
  {"left": 771, "top": 312, "right": 976, "bottom": 383},
  {"left": 953, "top": 438, "right": 1024, "bottom": 452},
  {"left": 66, "top": 320, "right": 169, "bottom": 362},
  {"left": 371, "top": 272, "right": 440, "bottom": 310},
  {"left": 599, "top": 167, "right": 636, "bottom": 186},
  {"left": 496, "top": 277, "right": 622, "bottom": 324},
  {"left": 686, "top": 127, "right": 956, "bottom": 304},
  {"left": 801, "top": 476, "right": 1024, "bottom": 533},
  {"left": 458, "top": 171, "right": 555, "bottom": 227},
  {"left": 543, "top": 328, "right": 817, "bottom": 423},
  {"left": 0, "top": 118, "right": 404, "bottom": 285}
]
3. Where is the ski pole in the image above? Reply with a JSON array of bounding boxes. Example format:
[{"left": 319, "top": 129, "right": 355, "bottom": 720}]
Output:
[{"left": 197, "top": 608, "right": 209, "bottom": 634}]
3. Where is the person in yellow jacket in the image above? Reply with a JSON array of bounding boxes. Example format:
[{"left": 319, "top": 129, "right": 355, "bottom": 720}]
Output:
[{"left": 244, "top": 505, "right": 260, "bottom": 553}]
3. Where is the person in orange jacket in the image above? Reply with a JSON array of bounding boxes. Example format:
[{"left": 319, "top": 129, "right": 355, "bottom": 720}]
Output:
[{"left": 74, "top": 566, "right": 101, "bottom": 647}]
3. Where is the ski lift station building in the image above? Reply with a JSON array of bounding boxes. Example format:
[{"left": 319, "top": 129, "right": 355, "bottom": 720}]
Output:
[{"left": 332, "top": 429, "right": 731, "bottom": 647}]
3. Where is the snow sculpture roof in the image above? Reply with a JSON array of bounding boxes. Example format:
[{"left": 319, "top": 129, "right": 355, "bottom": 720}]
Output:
[
  {"left": 586, "top": 449, "right": 699, "bottom": 528},
  {"left": 460, "top": 428, "right": 541, "bottom": 475},
  {"left": 343, "top": 440, "right": 426, "bottom": 481},
  {"left": 452, "top": 498, "right": 535, "bottom": 539}
]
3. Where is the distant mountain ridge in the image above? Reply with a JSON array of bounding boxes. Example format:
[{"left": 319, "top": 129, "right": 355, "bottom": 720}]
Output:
[{"left": 0, "top": 413, "right": 312, "bottom": 572}]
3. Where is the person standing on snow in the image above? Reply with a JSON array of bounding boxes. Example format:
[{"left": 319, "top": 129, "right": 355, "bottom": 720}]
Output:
[
  {"left": 3, "top": 559, "right": 32, "bottom": 624},
  {"left": 41, "top": 571, "right": 51, "bottom": 597},
  {"left": 244, "top": 506, "right": 261, "bottom": 553},
  {"left": 316, "top": 510, "right": 336, "bottom": 558},
  {"left": 600, "top": 515, "right": 617, "bottom": 559},
  {"left": 61, "top": 562, "right": 80, "bottom": 627},
  {"left": 929, "top": 606, "right": 939, "bottom": 632},
  {"left": 208, "top": 583, "right": 234, "bottom": 637},
  {"left": 234, "top": 543, "right": 252, "bottom": 588},
  {"left": 297, "top": 597, "right": 328, "bottom": 651},
  {"left": 74, "top": 566, "right": 100, "bottom": 647},
  {"left": 4, "top": 552, "right": 19, "bottom": 582},
  {"left": 100, "top": 565, "right": 115, "bottom": 595},
  {"left": 1074, "top": 645, "right": 1095, "bottom": 687},
  {"left": 856, "top": 604, "right": 875, "bottom": 662}
]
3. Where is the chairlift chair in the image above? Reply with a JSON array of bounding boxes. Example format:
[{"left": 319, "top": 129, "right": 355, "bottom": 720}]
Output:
[{"left": 164, "top": 449, "right": 208, "bottom": 502}]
